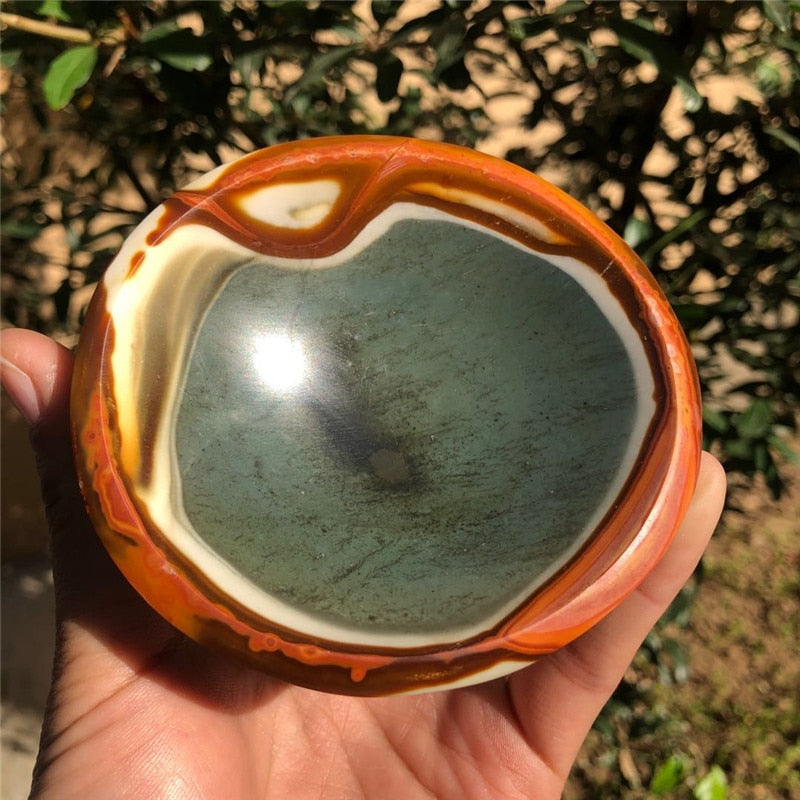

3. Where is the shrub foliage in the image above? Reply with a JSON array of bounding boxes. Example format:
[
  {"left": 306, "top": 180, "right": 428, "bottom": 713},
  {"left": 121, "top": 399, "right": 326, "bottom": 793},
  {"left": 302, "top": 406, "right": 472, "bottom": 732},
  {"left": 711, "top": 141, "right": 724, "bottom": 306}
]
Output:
[{"left": 2, "top": 0, "right": 798, "bottom": 492}]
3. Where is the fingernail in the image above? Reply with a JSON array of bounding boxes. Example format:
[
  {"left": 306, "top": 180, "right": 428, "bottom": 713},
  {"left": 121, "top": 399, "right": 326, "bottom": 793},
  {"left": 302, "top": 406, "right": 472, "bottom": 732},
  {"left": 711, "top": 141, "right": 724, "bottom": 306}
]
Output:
[{"left": 0, "top": 356, "right": 41, "bottom": 425}]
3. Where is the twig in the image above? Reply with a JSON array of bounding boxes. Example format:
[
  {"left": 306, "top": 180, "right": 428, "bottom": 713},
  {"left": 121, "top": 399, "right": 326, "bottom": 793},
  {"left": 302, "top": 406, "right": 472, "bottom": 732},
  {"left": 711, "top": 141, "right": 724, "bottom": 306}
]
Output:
[{"left": 0, "top": 11, "right": 92, "bottom": 44}]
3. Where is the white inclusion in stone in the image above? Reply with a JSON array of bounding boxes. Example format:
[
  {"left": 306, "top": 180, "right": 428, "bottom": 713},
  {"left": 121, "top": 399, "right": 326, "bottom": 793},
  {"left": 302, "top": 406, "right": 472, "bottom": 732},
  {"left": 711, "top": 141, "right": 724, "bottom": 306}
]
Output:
[
  {"left": 252, "top": 332, "right": 307, "bottom": 393},
  {"left": 238, "top": 179, "right": 341, "bottom": 229}
]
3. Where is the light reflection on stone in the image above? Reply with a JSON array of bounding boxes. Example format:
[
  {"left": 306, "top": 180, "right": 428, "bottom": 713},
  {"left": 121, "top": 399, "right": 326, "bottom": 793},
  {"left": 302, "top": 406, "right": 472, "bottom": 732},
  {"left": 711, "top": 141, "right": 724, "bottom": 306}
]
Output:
[{"left": 252, "top": 332, "right": 307, "bottom": 393}]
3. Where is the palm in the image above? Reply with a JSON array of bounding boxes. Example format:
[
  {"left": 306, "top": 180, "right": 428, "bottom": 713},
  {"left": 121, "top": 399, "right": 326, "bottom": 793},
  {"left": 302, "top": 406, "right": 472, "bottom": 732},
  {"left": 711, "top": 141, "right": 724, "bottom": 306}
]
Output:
[
  {"left": 1, "top": 329, "right": 725, "bottom": 800},
  {"left": 48, "top": 628, "right": 562, "bottom": 800},
  {"left": 35, "top": 493, "right": 562, "bottom": 799},
  {"left": 38, "top": 548, "right": 561, "bottom": 800}
]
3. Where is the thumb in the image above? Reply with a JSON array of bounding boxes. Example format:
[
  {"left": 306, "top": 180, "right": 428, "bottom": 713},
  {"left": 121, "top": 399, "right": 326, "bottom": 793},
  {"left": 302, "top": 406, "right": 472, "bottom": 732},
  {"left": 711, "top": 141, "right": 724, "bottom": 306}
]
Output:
[
  {"left": 0, "top": 328, "right": 74, "bottom": 433},
  {"left": 0, "top": 327, "right": 112, "bottom": 608},
  {"left": 0, "top": 327, "right": 77, "bottom": 500}
]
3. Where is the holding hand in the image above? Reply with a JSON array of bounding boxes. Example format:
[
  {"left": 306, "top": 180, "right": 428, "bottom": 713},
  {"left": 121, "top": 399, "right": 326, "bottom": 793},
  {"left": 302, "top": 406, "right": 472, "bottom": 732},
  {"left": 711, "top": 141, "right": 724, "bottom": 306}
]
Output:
[{"left": 1, "top": 327, "right": 725, "bottom": 800}]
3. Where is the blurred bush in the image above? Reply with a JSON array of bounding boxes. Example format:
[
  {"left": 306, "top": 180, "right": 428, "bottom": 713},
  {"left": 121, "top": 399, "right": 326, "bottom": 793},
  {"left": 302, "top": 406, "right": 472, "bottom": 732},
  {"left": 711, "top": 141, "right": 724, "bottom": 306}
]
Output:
[{"left": 1, "top": 0, "right": 798, "bottom": 493}]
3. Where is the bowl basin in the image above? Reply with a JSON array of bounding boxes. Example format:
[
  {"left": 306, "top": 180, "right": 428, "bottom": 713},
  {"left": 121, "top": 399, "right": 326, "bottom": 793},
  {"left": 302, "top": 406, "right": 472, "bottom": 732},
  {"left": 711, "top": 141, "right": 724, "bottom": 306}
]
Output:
[{"left": 71, "top": 136, "right": 701, "bottom": 695}]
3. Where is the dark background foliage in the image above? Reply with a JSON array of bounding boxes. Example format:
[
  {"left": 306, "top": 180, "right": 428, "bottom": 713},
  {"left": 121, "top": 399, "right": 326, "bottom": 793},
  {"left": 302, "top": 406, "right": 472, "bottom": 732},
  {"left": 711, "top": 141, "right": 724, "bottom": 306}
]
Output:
[{"left": 2, "top": 0, "right": 797, "bottom": 494}]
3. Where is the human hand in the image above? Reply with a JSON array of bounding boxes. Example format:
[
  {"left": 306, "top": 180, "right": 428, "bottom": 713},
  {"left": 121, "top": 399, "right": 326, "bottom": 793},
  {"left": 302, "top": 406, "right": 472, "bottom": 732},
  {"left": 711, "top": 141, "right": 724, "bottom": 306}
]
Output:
[{"left": 1, "top": 327, "right": 726, "bottom": 800}]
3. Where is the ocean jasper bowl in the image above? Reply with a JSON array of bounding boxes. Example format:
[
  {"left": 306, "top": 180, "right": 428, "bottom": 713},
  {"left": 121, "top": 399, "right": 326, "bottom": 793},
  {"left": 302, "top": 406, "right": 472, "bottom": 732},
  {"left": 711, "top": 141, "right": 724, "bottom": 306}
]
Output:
[{"left": 71, "top": 136, "right": 701, "bottom": 695}]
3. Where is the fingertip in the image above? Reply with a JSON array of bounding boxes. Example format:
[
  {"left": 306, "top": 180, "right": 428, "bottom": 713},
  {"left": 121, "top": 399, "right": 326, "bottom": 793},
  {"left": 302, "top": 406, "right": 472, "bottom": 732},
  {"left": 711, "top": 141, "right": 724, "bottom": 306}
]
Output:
[
  {"left": 1, "top": 346, "right": 41, "bottom": 424},
  {"left": 677, "top": 450, "right": 727, "bottom": 550},
  {"left": 698, "top": 450, "right": 727, "bottom": 513},
  {"left": 0, "top": 328, "right": 75, "bottom": 429},
  {"left": 628, "top": 450, "right": 726, "bottom": 616}
]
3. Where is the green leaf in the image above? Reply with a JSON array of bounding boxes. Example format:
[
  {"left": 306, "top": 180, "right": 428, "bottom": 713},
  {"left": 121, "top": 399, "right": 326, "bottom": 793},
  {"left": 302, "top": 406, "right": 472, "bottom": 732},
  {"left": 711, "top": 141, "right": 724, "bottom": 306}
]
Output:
[
  {"left": 725, "top": 438, "right": 754, "bottom": 460},
  {"left": 233, "top": 46, "right": 270, "bottom": 89},
  {"left": 1, "top": 219, "right": 43, "bottom": 239},
  {"left": 675, "top": 305, "right": 714, "bottom": 329},
  {"left": 511, "top": 0, "right": 587, "bottom": 37},
  {"left": 290, "top": 92, "right": 312, "bottom": 116},
  {"left": 768, "top": 433, "right": 800, "bottom": 465},
  {"left": 650, "top": 754, "right": 686, "bottom": 793},
  {"left": 329, "top": 25, "right": 364, "bottom": 44},
  {"left": 754, "top": 440, "right": 769, "bottom": 472},
  {"left": 624, "top": 215, "right": 652, "bottom": 250},
  {"left": 641, "top": 209, "right": 709, "bottom": 264},
  {"left": 717, "top": 295, "right": 746, "bottom": 314},
  {"left": 431, "top": 16, "right": 468, "bottom": 72},
  {"left": 140, "top": 19, "right": 181, "bottom": 43},
  {"left": 557, "top": 22, "right": 599, "bottom": 68},
  {"left": 693, "top": 765, "right": 728, "bottom": 800},
  {"left": 284, "top": 45, "right": 360, "bottom": 103},
  {"left": 775, "top": 31, "right": 800, "bottom": 54},
  {"left": 764, "top": 460, "right": 784, "bottom": 499},
  {"left": 662, "top": 581, "right": 698, "bottom": 628},
  {"left": 36, "top": 0, "right": 71, "bottom": 22},
  {"left": 765, "top": 127, "right": 800, "bottom": 156},
  {"left": 607, "top": 19, "right": 703, "bottom": 112},
  {"left": 763, "top": 0, "right": 792, "bottom": 31},
  {"left": 756, "top": 58, "right": 783, "bottom": 95},
  {"left": 42, "top": 45, "right": 98, "bottom": 110},
  {"left": 703, "top": 407, "right": 730, "bottom": 434},
  {"left": 556, "top": 0, "right": 589, "bottom": 12},
  {"left": 663, "top": 637, "right": 689, "bottom": 682},
  {"left": 142, "top": 27, "right": 213, "bottom": 72},
  {"left": 0, "top": 48, "right": 22, "bottom": 68},
  {"left": 507, "top": 16, "right": 554, "bottom": 42},
  {"left": 388, "top": 5, "right": 452, "bottom": 47},
  {"left": 734, "top": 398, "right": 772, "bottom": 439}
]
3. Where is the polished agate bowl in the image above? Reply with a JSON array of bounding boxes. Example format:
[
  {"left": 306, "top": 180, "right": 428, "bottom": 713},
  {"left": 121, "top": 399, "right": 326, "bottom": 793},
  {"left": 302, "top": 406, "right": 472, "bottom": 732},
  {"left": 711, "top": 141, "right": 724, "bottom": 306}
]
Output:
[{"left": 71, "top": 136, "right": 701, "bottom": 695}]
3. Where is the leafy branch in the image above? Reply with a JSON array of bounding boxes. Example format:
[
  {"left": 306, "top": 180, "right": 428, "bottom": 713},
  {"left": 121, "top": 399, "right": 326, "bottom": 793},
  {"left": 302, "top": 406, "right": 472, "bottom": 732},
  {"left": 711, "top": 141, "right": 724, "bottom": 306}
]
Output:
[
  {"left": 1, "top": 0, "right": 798, "bottom": 494},
  {"left": 0, "top": 10, "right": 91, "bottom": 44}
]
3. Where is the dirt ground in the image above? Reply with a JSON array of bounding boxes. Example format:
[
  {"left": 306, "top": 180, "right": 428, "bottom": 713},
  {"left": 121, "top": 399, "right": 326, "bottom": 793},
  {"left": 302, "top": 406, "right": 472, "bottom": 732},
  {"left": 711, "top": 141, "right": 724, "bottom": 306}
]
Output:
[
  {"left": 677, "top": 483, "right": 799, "bottom": 798},
  {"left": 565, "top": 462, "right": 800, "bottom": 800}
]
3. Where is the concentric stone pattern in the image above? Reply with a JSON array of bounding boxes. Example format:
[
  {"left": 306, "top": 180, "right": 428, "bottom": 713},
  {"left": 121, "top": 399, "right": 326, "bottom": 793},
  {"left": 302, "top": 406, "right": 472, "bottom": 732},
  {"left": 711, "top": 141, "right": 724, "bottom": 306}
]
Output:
[{"left": 71, "top": 136, "right": 702, "bottom": 694}]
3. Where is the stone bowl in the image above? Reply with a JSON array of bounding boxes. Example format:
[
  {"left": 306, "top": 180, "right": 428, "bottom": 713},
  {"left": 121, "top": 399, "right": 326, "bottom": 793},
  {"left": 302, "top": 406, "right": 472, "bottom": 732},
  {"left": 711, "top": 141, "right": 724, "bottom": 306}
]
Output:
[{"left": 71, "top": 136, "right": 701, "bottom": 695}]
